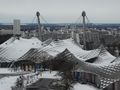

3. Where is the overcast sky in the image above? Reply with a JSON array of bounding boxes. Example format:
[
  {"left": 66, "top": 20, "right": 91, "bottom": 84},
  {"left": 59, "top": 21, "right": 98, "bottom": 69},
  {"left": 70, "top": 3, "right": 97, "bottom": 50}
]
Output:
[{"left": 0, "top": 0, "right": 120, "bottom": 23}]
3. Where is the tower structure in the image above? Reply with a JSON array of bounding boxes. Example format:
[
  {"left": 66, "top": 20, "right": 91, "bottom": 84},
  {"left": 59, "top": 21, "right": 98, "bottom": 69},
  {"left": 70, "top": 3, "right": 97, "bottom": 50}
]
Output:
[
  {"left": 82, "top": 11, "right": 86, "bottom": 49},
  {"left": 36, "top": 11, "right": 42, "bottom": 41}
]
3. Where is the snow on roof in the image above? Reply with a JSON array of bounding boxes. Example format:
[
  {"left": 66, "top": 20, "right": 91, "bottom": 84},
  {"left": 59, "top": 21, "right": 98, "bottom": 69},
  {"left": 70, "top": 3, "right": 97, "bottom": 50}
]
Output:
[
  {"left": 41, "top": 38, "right": 85, "bottom": 57},
  {"left": 0, "top": 37, "right": 116, "bottom": 67},
  {"left": 110, "top": 57, "right": 120, "bottom": 63},
  {"left": 43, "top": 39, "right": 115, "bottom": 64},
  {"left": 17, "top": 38, "right": 103, "bottom": 63},
  {"left": 0, "top": 37, "right": 42, "bottom": 62},
  {"left": 64, "top": 51, "right": 120, "bottom": 89},
  {"left": 16, "top": 38, "right": 116, "bottom": 65},
  {"left": 38, "top": 38, "right": 101, "bottom": 60},
  {"left": 52, "top": 48, "right": 119, "bottom": 89},
  {"left": 17, "top": 38, "right": 83, "bottom": 61},
  {"left": 97, "top": 60, "right": 120, "bottom": 89},
  {"left": 0, "top": 37, "right": 119, "bottom": 89},
  {"left": 17, "top": 38, "right": 83, "bottom": 62},
  {"left": 93, "top": 46, "right": 116, "bottom": 65},
  {"left": 18, "top": 48, "right": 53, "bottom": 63}
]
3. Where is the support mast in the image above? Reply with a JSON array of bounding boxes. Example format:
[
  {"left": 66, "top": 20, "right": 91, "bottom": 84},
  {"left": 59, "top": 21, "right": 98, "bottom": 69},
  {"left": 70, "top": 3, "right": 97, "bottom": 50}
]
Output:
[
  {"left": 36, "top": 11, "right": 42, "bottom": 41},
  {"left": 82, "top": 11, "right": 86, "bottom": 49}
]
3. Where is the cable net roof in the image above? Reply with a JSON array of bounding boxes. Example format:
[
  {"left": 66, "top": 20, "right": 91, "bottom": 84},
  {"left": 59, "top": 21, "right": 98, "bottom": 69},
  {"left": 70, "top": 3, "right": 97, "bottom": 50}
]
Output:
[
  {"left": 0, "top": 37, "right": 118, "bottom": 89},
  {"left": 55, "top": 48, "right": 119, "bottom": 89},
  {"left": 0, "top": 37, "right": 42, "bottom": 62},
  {"left": 18, "top": 38, "right": 105, "bottom": 62}
]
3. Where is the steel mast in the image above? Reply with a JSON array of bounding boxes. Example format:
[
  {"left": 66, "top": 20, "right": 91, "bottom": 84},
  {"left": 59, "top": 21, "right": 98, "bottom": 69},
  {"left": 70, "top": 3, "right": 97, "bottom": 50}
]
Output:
[
  {"left": 82, "top": 11, "right": 86, "bottom": 49},
  {"left": 36, "top": 11, "right": 42, "bottom": 41}
]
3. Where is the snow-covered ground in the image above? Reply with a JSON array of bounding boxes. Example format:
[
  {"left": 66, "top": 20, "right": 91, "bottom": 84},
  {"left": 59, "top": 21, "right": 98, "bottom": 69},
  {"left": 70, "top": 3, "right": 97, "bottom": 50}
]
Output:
[
  {"left": 0, "top": 68, "right": 13, "bottom": 74},
  {"left": 0, "top": 68, "right": 30, "bottom": 75},
  {"left": 0, "top": 75, "right": 100, "bottom": 90},
  {"left": 0, "top": 77, "right": 100, "bottom": 90},
  {"left": 72, "top": 83, "right": 100, "bottom": 90},
  {"left": 0, "top": 76, "right": 18, "bottom": 90},
  {"left": 39, "top": 71, "right": 61, "bottom": 79},
  {"left": 0, "top": 71, "right": 60, "bottom": 90}
]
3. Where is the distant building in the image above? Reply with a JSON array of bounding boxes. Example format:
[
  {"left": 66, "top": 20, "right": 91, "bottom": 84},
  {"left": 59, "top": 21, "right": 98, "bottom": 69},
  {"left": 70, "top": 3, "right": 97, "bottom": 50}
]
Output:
[
  {"left": 0, "top": 29, "right": 13, "bottom": 35},
  {"left": 13, "top": 19, "right": 21, "bottom": 35}
]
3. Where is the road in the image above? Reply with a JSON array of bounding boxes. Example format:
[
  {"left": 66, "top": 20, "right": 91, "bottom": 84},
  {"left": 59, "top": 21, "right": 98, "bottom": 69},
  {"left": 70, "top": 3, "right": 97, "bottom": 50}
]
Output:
[{"left": 26, "top": 78, "right": 55, "bottom": 90}]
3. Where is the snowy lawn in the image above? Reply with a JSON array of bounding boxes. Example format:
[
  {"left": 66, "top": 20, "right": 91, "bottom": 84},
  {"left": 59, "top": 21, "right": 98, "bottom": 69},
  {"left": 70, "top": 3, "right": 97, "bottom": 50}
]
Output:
[
  {"left": 0, "top": 68, "right": 31, "bottom": 75},
  {"left": 39, "top": 71, "right": 61, "bottom": 79},
  {"left": 0, "top": 69, "right": 99, "bottom": 90},
  {"left": 0, "top": 68, "right": 15, "bottom": 74},
  {"left": 0, "top": 71, "right": 60, "bottom": 90},
  {"left": 0, "top": 76, "right": 18, "bottom": 90},
  {"left": 23, "top": 71, "right": 61, "bottom": 86},
  {"left": 0, "top": 70, "right": 100, "bottom": 90},
  {"left": 72, "top": 83, "right": 100, "bottom": 90}
]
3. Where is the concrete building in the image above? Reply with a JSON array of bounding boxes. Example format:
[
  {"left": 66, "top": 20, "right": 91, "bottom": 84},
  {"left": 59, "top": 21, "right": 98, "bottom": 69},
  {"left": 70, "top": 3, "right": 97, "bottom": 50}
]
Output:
[{"left": 13, "top": 19, "right": 21, "bottom": 35}]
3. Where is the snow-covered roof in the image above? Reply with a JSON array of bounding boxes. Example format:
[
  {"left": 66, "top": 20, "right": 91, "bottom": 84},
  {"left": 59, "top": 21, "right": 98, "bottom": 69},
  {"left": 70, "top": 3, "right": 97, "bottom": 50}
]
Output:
[
  {"left": 51, "top": 48, "right": 119, "bottom": 89},
  {"left": 0, "top": 37, "right": 114, "bottom": 65},
  {"left": 18, "top": 48, "right": 53, "bottom": 63},
  {"left": 17, "top": 38, "right": 104, "bottom": 63},
  {"left": 0, "top": 37, "right": 118, "bottom": 89},
  {"left": 0, "top": 37, "right": 42, "bottom": 62},
  {"left": 65, "top": 52, "right": 119, "bottom": 89},
  {"left": 92, "top": 46, "right": 116, "bottom": 65},
  {"left": 110, "top": 57, "right": 120, "bottom": 63}
]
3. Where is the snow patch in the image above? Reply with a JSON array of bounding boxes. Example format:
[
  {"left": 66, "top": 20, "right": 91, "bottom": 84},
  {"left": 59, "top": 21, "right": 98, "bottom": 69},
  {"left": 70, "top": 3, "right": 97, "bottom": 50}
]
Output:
[
  {"left": 72, "top": 83, "right": 99, "bottom": 90},
  {"left": 0, "top": 76, "right": 18, "bottom": 90}
]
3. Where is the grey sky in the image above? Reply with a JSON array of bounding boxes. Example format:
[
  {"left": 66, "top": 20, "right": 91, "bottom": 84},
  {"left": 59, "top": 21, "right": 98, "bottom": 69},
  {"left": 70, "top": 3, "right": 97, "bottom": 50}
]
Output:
[{"left": 0, "top": 0, "right": 120, "bottom": 23}]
